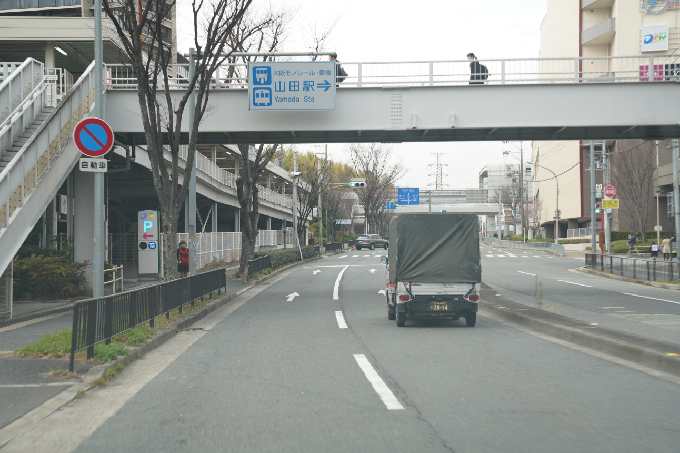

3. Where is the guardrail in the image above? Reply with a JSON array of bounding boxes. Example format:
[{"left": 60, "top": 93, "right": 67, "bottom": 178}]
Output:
[
  {"left": 324, "top": 242, "right": 343, "bottom": 252},
  {"left": 69, "top": 267, "right": 227, "bottom": 371},
  {"left": 247, "top": 255, "right": 271, "bottom": 277},
  {"left": 105, "top": 55, "right": 680, "bottom": 90},
  {"left": 483, "top": 238, "right": 566, "bottom": 255},
  {"left": 104, "top": 265, "right": 124, "bottom": 294},
  {"left": 567, "top": 227, "right": 593, "bottom": 239},
  {"left": 0, "top": 58, "right": 47, "bottom": 157},
  {"left": 585, "top": 253, "right": 679, "bottom": 282}
]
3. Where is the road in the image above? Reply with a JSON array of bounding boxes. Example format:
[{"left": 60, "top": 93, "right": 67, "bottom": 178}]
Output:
[
  {"left": 5, "top": 251, "right": 680, "bottom": 452},
  {"left": 481, "top": 245, "right": 680, "bottom": 345}
]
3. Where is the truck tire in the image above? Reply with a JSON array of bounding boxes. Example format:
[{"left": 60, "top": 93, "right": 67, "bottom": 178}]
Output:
[
  {"left": 388, "top": 305, "right": 396, "bottom": 320},
  {"left": 396, "top": 311, "right": 406, "bottom": 327},
  {"left": 465, "top": 312, "right": 477, "bottom": 327}
]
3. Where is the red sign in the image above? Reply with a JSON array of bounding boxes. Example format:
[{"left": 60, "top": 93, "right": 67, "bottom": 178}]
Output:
[
  {"left": 603, "top": 183, "right": 618, "bottom": 199},
  {"left": 73, "top": 118, "right": 114, "bottom": 157}
]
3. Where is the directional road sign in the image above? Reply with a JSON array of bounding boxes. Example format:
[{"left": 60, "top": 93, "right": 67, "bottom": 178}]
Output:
[
  {"left": 398, "top": 188, "right": 420, "bottom": 205},
  {"left": 73, "top": 118, "right": 114, "bottom": 157},
  {"left": 336, "top": 219, "right": 351, "bottom": 225},
  {"left": 248, "top": 62, "right": 336, "bottom": 111},
  {"left": 384, "top": 202, "right": 397, "bottom": 210}
]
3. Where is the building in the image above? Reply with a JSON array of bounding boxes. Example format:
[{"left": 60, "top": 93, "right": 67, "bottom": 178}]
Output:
[
  {"left": 532, "top": 0, "right": 680, "bottom": 240},
  {"left": 479, "top": 163, "right": 533, "bottom": 236}
]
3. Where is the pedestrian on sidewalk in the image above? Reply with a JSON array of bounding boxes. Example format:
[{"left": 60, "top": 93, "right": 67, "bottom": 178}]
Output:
[
  {"left": 177, "top": 241, "right": 190, "bottom": 277},
  {"left": 627, "top": 233, "right": 639, "bottom": 256},
  {"left": 651, "top": 242, "right": 659, "bottom": 260},
  {"left": 662, "top": 235, "right": 672, "bottom": 261}
]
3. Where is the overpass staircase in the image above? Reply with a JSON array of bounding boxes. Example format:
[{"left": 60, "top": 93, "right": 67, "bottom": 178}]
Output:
[{"left": 0, "top": 60, "right": 96, "bottom": 318}]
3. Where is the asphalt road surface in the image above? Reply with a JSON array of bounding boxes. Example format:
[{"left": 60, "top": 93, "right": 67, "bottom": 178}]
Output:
[{"left": 6, "top": 251, "right": 680, "bottom": 453}]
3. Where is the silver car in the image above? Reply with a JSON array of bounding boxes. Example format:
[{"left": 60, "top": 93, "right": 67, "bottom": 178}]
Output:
[{"left": 355, "top": 234, "right": 388, "bottom": 250}]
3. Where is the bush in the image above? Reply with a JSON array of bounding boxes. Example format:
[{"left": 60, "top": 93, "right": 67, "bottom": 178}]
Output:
[
  {"left": 254, "top": 245, "right": 318, "bottom": 269},
  {"left": 14, "top": 255, "right": 88, "bottom": 300},
  {"left": 558, "top": 239, "right": 591, "bottom": 245}
]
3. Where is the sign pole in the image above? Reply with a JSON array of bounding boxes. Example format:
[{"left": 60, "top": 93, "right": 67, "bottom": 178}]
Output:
[
  {"left": 188, "top": 48, "right": 197, "bottom": 276},
  {"left": 93, "top": 0, "right": 104, "bottom": 298},
  {"left": 590, "top": 141, "right": 597, "bottom": 253},
  {"left": 673, "top": 139, "right": 680, "bottom": 263}
]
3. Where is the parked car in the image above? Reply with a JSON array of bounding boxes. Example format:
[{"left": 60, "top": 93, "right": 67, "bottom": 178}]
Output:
[{"left": 355, "top": 234, "right": 388, "bottom": 250}]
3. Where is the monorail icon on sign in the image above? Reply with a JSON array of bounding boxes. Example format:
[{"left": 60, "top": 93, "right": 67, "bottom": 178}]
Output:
[{"left": 253, "top": 88, "right": 272, "bottom": 106}]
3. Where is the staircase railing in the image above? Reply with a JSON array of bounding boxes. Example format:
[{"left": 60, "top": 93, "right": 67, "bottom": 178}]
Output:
[
  {"left": 0, "top": 58, "right": 46, "bottom": 157},
  {"left": 0, "top": 61, "right": 97, "bottom": 278}
]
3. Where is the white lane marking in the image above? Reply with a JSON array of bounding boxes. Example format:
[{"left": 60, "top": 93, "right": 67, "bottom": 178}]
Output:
[
  {"left": 533, "top": 256, "right": 541, "bottom": 258},
  {"left": 600, "top": 307, "right": 626, "bottom": 309},
  {"left": 378, "top": 290, "right": 386, "bottom": 295},
  {"left": 517, "top": 271, "right": 536, "bottom": 276},
  {"left": 353, "top": 354, "right": 404, "bottom": 410},
  {"left": 333, "top": 266, "right": 349, "bottom": 300},
  {"left": 521, "top": 256, "right": 529, "bottom": 258},
  {"left": 364, "top": 255, "right": 370, "bottom": 257},
  {"left": 339, "top": 255, "right": 348, "bottom": 259},
  {"left": 304, "top": 265, "right": 366, "bottom": 268},
  {"left": 616, "top": 311, "right": 635, "bottom": 313},
  {"left": 352, "top": 255, "right": 359, "bottom": 258},
  {"left": 369, "top": 269, "right": 377, "bottom": 273},
  {"left": 508, "top": 255, "right": 517, "bottom": 258},
  {"left": 286, "top": 292, "right": 299, "bottom": 302},
  {"left": 622, "top": 293, "right": 680, "bottom": 306},
  {"left": 0, "top": 383, "right": 74, "bottom": 388},
  {"left": 485, "top": 255, "right": 494, "bottom": 258},
  {"left": 495, "top": 255, "right": 506, "bottom": 258},
  {"left": 558, "top": 280, "right": 592, "bottom": 288},
  {"left": 335, "top": 311, "right": 348, "bottom": 329},
  {"left": 313, "top": 270, "right": 321, "bottom": 275}
]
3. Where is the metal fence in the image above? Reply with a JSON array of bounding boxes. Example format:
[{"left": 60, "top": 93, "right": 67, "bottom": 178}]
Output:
[
  {"left": 324, "top": 242, "right": 343, "bottom": 252},
  {"left": 585, "top": 253, "right": 680, "bottom": 282},
  {"left": 69, "top": 268, "right": 227, "bottom": 371},
  {"left": 105, "top": 55, "right": 680, "bottom": 90},
  {"left": 567, "top": 227, "right": 593, "bottom": 239},
  {"left": 483, "top": 238, "right": 566, "bottom": 255},
  {"left": 247, "top": 255, "right": 271, "bottom": 277}
]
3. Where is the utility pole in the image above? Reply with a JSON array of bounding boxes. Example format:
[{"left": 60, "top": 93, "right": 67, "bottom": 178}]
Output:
[
  {"left": 93, "top": 0, "right": 104, "bottom": 297},
  {"left": 656, "top": 140, "right": 661, "bottom": 245},
  {"left": 188, "top": 48, "right": 197, "bottom": 276},
  {"left": 317, "top": 145, "right": 326, "bottom": 254},
  {"left": 673, "top": 139, "right": 680, "bottom": 263},
  {"left": 590, "top": 141, "right": 597, "bottom": 252},
  {"left": 520, "top": 142, "right": 524, "bottom": 243},
  {"left": 604, "top": 141, "right": 611, "bottom": 255},
  {"left": 293, "top": 151, "right": 298, "bottom": 247}
]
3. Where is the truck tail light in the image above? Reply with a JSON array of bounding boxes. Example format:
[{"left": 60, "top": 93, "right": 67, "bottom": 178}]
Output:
[
  {"left": 468, "top": 295, "right": 479, "bottom": 301},
  {"left": 390, "top": 282, "right": 397, "bottom": 288},
  {"left": 399, "top": 295, "right": 410, "bottom": 301}
]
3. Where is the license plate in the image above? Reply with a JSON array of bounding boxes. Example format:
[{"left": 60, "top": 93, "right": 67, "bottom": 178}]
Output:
[{"left": 430, "top": 302, "right": 449, "bottom": 311}]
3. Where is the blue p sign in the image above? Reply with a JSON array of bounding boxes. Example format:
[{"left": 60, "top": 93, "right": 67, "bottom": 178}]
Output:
[{"left": 144, "top": 221, "right": 152, "bottom": 232}]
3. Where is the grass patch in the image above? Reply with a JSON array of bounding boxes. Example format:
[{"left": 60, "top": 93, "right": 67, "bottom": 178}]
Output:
[
  {"left": 13, "top": 300, "right": 209, "bottom": 365},
  {"left": 90, "top": 377, "right": 106, "bottom": 388},
  {"left": 43, "top": 368, "right": 78, "bottom": 380},
  {"left": 658, "top": 279, "right": 680, "bottom": 284},
  {"left": 75, "top": 389, "right": 86, "bottom": 399},
  {"left": 105, "top": 362, "right": 125, "bottom": 379}
]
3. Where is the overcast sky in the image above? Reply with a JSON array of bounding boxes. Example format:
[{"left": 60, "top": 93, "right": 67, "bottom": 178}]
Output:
[{"left": 178, "top": 0, "right": 548, "bottom": 189}]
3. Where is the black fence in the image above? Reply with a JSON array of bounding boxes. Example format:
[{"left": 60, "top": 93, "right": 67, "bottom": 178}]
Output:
[
  {"left": 585, "top": 253, "right": 679, "bottom": 281},
  {"left": 348, "top": 240, "right": 356, "bottom": 248},
  {"left": 69, "top": 268, "right": 227, "bottom": 371},
  {"left": 324, "top": 242, "right": 343, "bottom": 252},
  {"left": 247, "top": 255, "right": 271, "bottom": 277}
]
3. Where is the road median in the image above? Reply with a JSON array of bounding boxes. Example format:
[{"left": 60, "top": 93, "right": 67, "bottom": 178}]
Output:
[{"left": 480, "top": 283, "right": 680, "bottom": 377}]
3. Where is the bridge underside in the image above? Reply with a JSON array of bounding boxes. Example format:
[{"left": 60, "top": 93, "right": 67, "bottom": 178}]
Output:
[{"left": 107, "top": 82, "right": 680, "bottom": 144}]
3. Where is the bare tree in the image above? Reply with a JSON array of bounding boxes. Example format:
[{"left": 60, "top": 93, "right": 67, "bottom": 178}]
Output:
[
  {"left": 348, "top": 144, "right": 405, "bottom": 235},
  {"left": 611, "top": 140, "right": 656, "bottom": 242},
  {"left": 102, "top": 0, "right": 273, "bottom": 278}
]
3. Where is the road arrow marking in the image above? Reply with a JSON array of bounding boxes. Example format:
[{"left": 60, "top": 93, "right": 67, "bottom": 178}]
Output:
[
  {"left": 318, "top": 80, "right": 332, "bottom": 91},
  {"left": 378, "top": 290, "right": 386, "bottom": 295},
  {"left": 313, "top": 270, "right": 321, "bottom": 274},
  {"left": 369, "top": 269, "right": 377, "bottom": 273},
  {"left": 287, "top": 292, "right": 299, "bottom": 302}
]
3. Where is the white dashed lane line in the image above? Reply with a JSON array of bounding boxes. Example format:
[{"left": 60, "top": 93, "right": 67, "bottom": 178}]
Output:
[
  {"left": 335, "top": 311, "right": 348, "bottom": 329},
  {"left": 517, "top": 271, "right": 536, "bottom": 276},
  {"left": 558, "top": 280, "right": 593, "bottom": 288},
  {"left": 622, "top": 293, "right": 680, "bottom": 306},
  {"left": 353, "top": 354, "right": 404, "bottom": 411}
]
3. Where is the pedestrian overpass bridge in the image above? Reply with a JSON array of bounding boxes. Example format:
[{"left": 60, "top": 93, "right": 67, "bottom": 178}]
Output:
[
  {"left": 1, "top": 54, "right": 680, "bottom": 313},
  {"left": 106, "top": 55, "right": 680, "bottom": 144}
]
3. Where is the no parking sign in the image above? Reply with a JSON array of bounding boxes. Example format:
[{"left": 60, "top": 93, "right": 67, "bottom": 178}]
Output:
[{"left": 73, "top": 118, "right": 114, "bottom": 157}]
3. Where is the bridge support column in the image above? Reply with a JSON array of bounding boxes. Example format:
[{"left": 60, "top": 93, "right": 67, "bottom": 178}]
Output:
[
  {"left": 212, "top": 202, "right": 218, "bottom": 232},
  {"left": 74, "top": 171, "right": 96, "bottom": 294},
  {"left": 266, "top": 216, "right": 272, "bottom": 230},
  {"left": 235, "top": 209, "right": 240, "bottom": 233}
]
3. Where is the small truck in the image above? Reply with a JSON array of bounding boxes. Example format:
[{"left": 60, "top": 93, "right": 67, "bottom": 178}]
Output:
[{"left": 381, "top": 213, "right": 482, "bottom": 327}]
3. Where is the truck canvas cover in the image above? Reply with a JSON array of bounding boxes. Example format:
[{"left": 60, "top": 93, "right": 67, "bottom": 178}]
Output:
[{"left": 388, "top": 214, "right": 481, "bottom": 283}]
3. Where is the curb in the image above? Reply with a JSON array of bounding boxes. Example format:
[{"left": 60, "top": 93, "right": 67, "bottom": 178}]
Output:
[
  {"left": 480, "top": 284, "right": 680, "bottom": 378},
  {"left": 0, "top": 253, "right": 327, "bottom": 448},
  {"left": 0, "top": 304, "right": 75, "bottom": 328},
  {"left": 575, "top": 266, "right": 680, "bottom": 291}
]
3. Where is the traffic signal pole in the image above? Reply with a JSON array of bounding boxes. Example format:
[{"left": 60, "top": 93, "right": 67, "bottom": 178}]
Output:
[
  {"left": 673, "top": 139, "right": 680, "bottom": 263},
  {"left": 590, "top": 141, "right": 597, "bottom": 252}
]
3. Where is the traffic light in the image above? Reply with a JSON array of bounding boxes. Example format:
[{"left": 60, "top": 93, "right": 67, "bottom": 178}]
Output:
[
  {"left": 350, "top": 182, "right": 367, "bottom": 188},
  {"left": 595, "top": 202, "right": 601, "bottom": 214}
]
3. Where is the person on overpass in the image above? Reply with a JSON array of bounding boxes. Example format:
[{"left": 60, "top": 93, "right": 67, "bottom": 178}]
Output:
[
  {"left": 467, "top": 53, "right": 486, "bottom": 85},
  {"left": 329, "top": 54, "right": 348, "bottom": 85}
]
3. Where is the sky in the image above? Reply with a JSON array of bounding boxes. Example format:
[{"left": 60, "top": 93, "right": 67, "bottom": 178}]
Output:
[{"left": 177, "top": 0, "right": 548, "bottom": 189}]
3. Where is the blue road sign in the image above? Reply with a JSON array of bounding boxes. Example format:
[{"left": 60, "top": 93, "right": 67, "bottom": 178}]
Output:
[
  {"left": 384, "top": 202, "right": 397, "bottom": 210},
  {"left": 398, "top": 188, "right": 420, "bottom": 205},
  {"left": 73, "top": 118, "right": 114, "bottom": 157},
  {"left": 248, "top": 62, "right": 336, "bottom": 111}
]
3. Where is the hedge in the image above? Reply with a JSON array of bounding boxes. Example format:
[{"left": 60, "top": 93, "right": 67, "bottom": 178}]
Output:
[
  {"left": 558, "top": 239, "right": 591, "bottom": 245},
  {"left": 254, "top": 245, "right": 319, "bottom": 270},
  {"left": 609, "top": 231, "right": 674, "bottom": 241},
  {"left": 14, "top": 255, "right": 88, "bottom": 300}
]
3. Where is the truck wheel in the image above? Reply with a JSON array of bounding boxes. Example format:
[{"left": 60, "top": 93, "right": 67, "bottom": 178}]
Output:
[
  {"left": 370, "top": 243, "right": 375, "bottom": 250},
  {"left": 388, "top": 305, "right": 396, "bottom": 320},
  {"left": 396, "top": 311, "right": 406, "bottom": 327},
  {"left": 465, "top": 312, "right": 477, "bottom": 327}
]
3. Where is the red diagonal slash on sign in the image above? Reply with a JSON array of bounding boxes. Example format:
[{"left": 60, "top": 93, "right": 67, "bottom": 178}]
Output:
[{"left": 83, "top": 125, "right": 106, "bottom": 149}]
